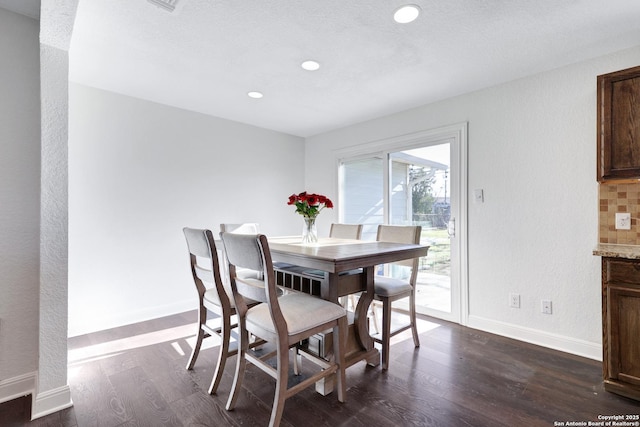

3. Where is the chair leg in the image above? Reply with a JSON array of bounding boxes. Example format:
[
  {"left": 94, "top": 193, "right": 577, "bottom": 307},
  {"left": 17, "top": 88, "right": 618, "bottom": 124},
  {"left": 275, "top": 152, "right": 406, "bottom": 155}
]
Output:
[
  {"left": 333, "top": 317, "right": 348, "bottom": 403},
  {"left": 293, "top": 347, "right": 302, "bottom": 376},
  {"left": 381, "top": 297, "right": 392, "bottom": 371},
  {"left": 409, "top": 289, "right": 420, "bottom": 348},
  {"left": 340, "top": 295, "right": 349, "bottom": 309},
  {"left": 226, "top": 323, "right": 249, "bottom": 411},
  {"left": 369, "top": 300, "right": 380, "bottom": 334},
  {"left": 269, "top": 340, "right": 290, "bottom": 427},
  {"left": 186, "top": 325, "right": 204, "bottom": 370},
  {"left": 208, "top": 315, "right": 231, "bottom": 395}
]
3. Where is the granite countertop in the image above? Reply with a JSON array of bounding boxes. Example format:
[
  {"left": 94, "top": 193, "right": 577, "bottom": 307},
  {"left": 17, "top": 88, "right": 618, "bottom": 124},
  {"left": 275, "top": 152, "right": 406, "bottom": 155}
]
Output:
[{"left": 593, "top": 244, "right": 640, "bottom": 259}]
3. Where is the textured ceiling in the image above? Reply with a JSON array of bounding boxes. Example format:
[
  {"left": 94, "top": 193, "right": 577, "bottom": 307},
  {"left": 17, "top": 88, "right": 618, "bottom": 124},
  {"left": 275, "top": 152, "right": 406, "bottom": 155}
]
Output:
[{"left": 8, "top": 0, "right": 640, "bottom": 137}]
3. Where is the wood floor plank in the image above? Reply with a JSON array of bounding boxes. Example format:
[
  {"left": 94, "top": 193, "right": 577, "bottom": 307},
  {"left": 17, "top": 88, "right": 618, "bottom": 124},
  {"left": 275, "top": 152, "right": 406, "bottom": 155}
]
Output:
[
  {"left": 69, "top": 360, "right": 130, "bottom": 427},
  {"left": 108, "top": 365, "right": 182, "bottom": 426},
  {"left": 170, "top": 390, "right": 241, "bottom": 427}
]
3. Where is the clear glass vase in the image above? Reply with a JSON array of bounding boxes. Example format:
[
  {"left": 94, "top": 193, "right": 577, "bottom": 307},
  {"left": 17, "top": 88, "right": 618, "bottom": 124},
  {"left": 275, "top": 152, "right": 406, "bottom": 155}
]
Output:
[{"left": 301, "top": 217, "right": 318, "bottom": 244}]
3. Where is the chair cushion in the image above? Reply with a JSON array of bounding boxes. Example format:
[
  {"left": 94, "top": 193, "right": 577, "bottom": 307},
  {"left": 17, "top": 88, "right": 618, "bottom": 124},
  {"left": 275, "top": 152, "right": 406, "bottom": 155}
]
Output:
[
  {"left": 203, "top": 288, "right": 223, "bottom": 304},
  {"left": 204, "top": 288, "right": 264, "bottom": 311},
  {"left": 374, "top": 275, "right": 413, "bottom": 298},
  {"left": 203, "top": 288, "right": 234, "bottom": 308},
  {"left": 246, "top": 293, "right": 346, "bottom": 336}
]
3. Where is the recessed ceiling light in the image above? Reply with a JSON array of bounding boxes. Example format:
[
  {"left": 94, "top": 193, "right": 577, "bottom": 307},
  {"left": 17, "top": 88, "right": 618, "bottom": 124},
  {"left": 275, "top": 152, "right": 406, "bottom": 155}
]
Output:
[
  {"left": 301, "top": 60, "right": 320, "bottom": 71},
  {"left": 247, "top": 91, "right": 263, "bottom": 99},
  {"left": 393, "top": 4, "right": 421, "bottom": 23}
]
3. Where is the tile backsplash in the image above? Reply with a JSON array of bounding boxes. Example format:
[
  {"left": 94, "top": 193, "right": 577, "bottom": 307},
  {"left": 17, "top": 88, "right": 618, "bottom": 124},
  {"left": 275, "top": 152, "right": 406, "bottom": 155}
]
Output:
[{"left": 599, "top": 182, "right": 640, "bottom": 244}]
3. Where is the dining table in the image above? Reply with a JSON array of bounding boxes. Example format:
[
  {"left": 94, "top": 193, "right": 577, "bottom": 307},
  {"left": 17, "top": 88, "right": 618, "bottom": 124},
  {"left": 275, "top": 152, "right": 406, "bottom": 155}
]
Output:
[{"left": 268, "top": 236, "right": 429, "bottom": 393}]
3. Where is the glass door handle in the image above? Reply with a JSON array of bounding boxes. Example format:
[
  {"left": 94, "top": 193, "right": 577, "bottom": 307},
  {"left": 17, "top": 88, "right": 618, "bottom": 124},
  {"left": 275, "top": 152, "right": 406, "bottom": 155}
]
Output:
[{"left": 447, "top": 217, "right": 455, "bottom": 238}]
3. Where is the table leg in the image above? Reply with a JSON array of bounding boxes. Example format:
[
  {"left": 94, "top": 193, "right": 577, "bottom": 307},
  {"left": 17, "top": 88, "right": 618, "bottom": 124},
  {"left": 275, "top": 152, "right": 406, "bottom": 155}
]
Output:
[
  {"left": 278, "top": 266, "right": 381, "bottom": 396},
  {"left": 352, "top": 266, "right": 380, "bottom": 367},
  {"left": 354, "top": 267, "right": 374, "bottom": 350}
]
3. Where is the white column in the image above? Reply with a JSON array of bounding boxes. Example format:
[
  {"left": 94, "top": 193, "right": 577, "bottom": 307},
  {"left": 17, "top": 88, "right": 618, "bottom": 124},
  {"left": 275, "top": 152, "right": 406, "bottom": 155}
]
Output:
[{"left": 34, "top": 0, "right": 78, "bottom": 419}]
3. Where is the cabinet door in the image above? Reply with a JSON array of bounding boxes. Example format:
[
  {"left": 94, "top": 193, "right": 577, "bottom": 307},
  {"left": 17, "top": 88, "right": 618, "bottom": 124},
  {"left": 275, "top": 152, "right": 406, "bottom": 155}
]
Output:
[
  {"left": 608, "top": 285, "right": 640, "bottom": 385},
  {"left": 597, "top": 65, "right": 640, "bottom": 182}
]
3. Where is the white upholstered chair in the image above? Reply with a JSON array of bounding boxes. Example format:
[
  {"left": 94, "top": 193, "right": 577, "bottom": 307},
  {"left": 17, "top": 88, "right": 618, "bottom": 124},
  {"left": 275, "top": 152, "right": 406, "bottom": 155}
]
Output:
[
  {"left": 373, "top": 224, "right": 425, "bottom": 370},
  {"left": 221, "top": 221, "right": 306, "bottom": 291},
  {"left": 220, "top": 232, "right": 348, "bottom": 427},
  {"left": 183, "top": 227, "right": 262, "bottom": 395},
  {"left": 220, "top": 222, "right": 303, "bottom": 375}
]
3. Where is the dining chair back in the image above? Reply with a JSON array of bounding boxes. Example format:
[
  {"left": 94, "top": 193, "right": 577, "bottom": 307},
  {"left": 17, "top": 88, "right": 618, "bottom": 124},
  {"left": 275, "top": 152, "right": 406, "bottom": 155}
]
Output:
[
  {"left": 373, "top": 224, "right": 425, "bottom": 370},
  {"left": 182, "top": 227, "right": 238, "bottom": 395},
  {"left": 377, "top": 225, "right": 422, "bottom": 270},
  {"left": 329, "top": 223, "right": 363, "bottom": 239},
  {"left": 329, "top": 223, "right": 368, "bottom": 316},
  {"left": 220, "top": 222, "right": 264, "bottom": 279},
  {"left": 220, "top": 232, "right": 348, "bottom": 427}
]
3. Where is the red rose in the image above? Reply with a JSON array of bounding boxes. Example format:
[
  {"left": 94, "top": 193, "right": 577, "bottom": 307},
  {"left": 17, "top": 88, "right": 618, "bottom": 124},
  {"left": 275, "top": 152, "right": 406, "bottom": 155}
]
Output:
[
  {"left": 307, "top": 195, "right": 319, "bottom": 206},
  {"left": 325, "top": 199, "right": 334, "bottom": 208},
  {"left": 287, "top": 194, "right": 298, "bottom": 205}
]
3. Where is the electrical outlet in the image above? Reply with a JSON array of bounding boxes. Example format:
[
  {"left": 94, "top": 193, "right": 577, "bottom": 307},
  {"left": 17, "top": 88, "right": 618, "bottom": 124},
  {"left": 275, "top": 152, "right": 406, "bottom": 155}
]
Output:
[
  {"left": 615, "top": 213, "right": 631, "bottom": 230},
  {"left": 509, "top": 293, "right": 520, "bottom": 308},
  {"left": 542, "top": 300, "right": 552, "bottom": 314}
]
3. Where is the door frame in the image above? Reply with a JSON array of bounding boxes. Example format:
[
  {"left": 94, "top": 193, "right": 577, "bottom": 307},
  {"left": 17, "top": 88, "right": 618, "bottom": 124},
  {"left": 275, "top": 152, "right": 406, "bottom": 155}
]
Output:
[{"left": 334, "top": 122, "right": 468, "bottom": 325}]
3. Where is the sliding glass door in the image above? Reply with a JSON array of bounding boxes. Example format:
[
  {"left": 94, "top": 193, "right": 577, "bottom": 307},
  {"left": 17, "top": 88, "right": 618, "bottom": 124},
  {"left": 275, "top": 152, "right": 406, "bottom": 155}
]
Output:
[{"left": 337, "top": 124, "right": 467, "bottom": 323}]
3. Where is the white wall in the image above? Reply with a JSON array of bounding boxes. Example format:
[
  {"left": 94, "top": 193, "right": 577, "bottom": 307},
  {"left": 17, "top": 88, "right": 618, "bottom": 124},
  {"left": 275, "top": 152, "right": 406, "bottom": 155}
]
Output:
[
  {"left": 0, "top": 6, "right": 40, "bottom": 392},
  {"left": 306, "top": 46, "right": 640, "bottom": 359},
  {"left": 68, "top": 84, "right": 305, "bottom": 336}
]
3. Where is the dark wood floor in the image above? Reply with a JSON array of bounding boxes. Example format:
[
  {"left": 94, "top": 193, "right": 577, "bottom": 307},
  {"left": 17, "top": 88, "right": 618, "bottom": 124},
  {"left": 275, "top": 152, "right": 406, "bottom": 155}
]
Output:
[{"left": 1, "top": 310, "right": 638, "bottom": 426}]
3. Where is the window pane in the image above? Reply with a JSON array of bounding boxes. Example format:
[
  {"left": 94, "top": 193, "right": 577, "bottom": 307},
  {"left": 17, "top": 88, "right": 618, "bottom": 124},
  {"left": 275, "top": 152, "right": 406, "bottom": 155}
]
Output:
[{"left": 341, "top": 157, "right": 383, "bottom": 240}]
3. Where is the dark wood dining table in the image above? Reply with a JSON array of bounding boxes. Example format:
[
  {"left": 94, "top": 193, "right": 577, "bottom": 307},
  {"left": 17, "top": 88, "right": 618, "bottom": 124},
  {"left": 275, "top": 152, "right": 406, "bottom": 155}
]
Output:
[{"left": 268, "top": 236, "right": 429, "bottom": 382}]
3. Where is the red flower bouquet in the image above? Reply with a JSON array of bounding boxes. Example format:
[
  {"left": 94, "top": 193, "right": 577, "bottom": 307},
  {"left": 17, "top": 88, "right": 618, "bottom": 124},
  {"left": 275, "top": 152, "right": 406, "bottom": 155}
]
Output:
[{"left": 287, "top": 191, "right": 333, "bottom": 219}]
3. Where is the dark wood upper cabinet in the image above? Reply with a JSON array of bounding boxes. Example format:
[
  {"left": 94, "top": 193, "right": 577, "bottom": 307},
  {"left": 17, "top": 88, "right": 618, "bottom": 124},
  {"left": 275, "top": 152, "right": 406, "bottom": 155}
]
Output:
[{"left": 597, "top": 65, "right": 640, "bottom": 182}]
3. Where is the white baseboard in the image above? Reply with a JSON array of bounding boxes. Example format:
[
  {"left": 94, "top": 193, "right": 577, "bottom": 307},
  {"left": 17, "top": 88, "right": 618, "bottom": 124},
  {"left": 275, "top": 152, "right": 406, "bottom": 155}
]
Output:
[
  {"left": 0, "top": 372, "right": 74, "bottom": 420},
  {"left": 68, "top": 298, "right": 195, "bottom": 337},
  {"left": 467, "top": 315, "right": 602, "bottom": 361},
  {"left": 0, "top": 371, "right": 37, "bottom": 405},
  {"left": 32, "top": 385, "right": 73, "bottom": 420}
]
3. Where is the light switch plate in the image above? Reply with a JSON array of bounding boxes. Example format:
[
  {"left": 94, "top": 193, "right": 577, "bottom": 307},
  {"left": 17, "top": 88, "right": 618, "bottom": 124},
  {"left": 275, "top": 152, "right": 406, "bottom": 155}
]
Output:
[
  {"left": 615, "top": 213, "right": 631, "bottom": 230},
  {"left": 473, "top": 189, "right": 484, "bottom": 204}
]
